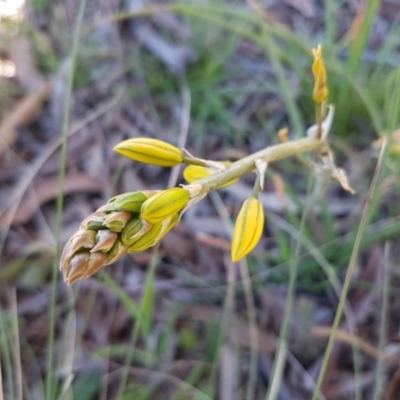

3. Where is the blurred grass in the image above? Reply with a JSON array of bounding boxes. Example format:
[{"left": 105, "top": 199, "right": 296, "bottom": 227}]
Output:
[{"left": 1, "top": 0, "right": 400, "bottom": 399}]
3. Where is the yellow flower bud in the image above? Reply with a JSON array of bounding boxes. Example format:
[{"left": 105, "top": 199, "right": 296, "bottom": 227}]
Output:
[
  {"left": 141, "top": 188, "right": 190, "bottom": 224},
  {"left": 231, "top": 197, "right": 264, "bottom": 262},
  {"left": 108, "top": 191, "right": 150, "bottom": 213},
  {"left": 127, "top": 222, "right": 163, "bottom": 252},
  {"left": 114, "top": 138, "right": 183, "bottom": 167},
  {"left": 183, "top": 165, "right": 238, "bottom": 188},
  {"left": 311, "top": 45, "right": 328, "bottom": 104}
]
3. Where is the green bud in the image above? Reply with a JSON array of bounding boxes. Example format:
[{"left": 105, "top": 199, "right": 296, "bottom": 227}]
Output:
[
  {"left": 109, "top": 191, "right": 149, "bottom": 212},
  {"left": 104, "top": 211, "right": 132, "bottom": 232},
  {"left": 121, "top": 217, "right": 144, "bottom": 246},
  {"left": 114, "top": 138, "right": 183, "bottom": 167},
  {"left": 107, "top": 239, "right": 127, "bottom": 262},
  {"left": 81, "top": 213, "right": 107, "bottom": 230},
  {"left": 141, "top": 188, "right": 190, "bottom": 224},
  {"left": 127, "top": 222, "right": 163, "bottom": 252}
]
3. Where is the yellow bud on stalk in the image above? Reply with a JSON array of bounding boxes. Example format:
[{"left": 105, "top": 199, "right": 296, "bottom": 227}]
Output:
[
  {"left": 231, "top": 197, "right": 264, "bottom": 262},
  {"left": 141, "top": 188, "right": 190, "bottom": 224},
  {"left": 311, "top": 45, "right": 328, "bottom": 104},
  {"left": 183, "top": 165, "right": 238, "bottom": 188},
  {"left": 114, "top": 138, "right": 184, "bottom": 167}
]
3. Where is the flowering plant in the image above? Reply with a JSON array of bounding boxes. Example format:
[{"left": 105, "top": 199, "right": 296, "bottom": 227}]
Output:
[{"left": 60, "top": 46, "right": 353, "bottom": 284}]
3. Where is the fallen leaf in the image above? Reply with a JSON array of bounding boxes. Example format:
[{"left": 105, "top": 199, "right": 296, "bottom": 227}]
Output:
[
  {"left": 0, "top": 81, "right": 52, "bottom": 157},
  {"left": 0, "top": 172, "right": 103, "bottom": 226}
]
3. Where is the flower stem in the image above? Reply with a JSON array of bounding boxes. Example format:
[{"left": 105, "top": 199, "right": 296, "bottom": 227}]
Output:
[{"left": 187, "top": 137, "right": 327, "bottom": 194}]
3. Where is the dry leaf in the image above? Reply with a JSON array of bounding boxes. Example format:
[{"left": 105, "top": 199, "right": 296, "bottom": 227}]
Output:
[
  {"left": 331, "top": 167, "right": 356, "bottom": 194},
  {"left": 0, "top": 172, "right": 103, "bottom": 226},
  {"left": 0, "top": 81, "right": 52, "bottom": 157}
]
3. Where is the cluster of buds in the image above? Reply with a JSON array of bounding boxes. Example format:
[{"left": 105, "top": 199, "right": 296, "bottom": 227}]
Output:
[
  {"left": 61, "top": 188, "right": 191, "bottom": 284},
  {"left": 60, "top": 45, "right": 343, "bottom": 284}
]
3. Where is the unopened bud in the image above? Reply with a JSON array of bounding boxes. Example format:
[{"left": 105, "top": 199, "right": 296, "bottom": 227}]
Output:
[
  {"left": 312, "top": 45, "right": 328, "bottom": 104},
  {"left": 81, "top": 213, "right": 106, "bottom": 231},
  {"left": 114, "top": 138, "right": 184, "bottom": 167},
  {"left": 91, "top": 230, "right": 118, "bottom": 253},
  {"left": 62, "top": 251, "right": 109, "bottom": 285},
  {"left": 108, "top": 191, "right": 150, "bottom": 213},
  {"left": 107, "top": 239, "right": 127, "bottom": 262},
  {"left": 83, "top": 252, "right": 109, "bottom": 279},
  {"left": 158, "top": 213, "right": 180, "bottom": 240},
  {"left": 141, "top": 188, "right": 190, "bottom": 224},
  {"left": 183, "top": 164, "right": 238, "bottom": 188},
  {"left": 68, "top": 229, "right": 97, "bottom": 256},
  {"left": 231, "top": 197, "right": 264, "bottom": 262},
  {"left": 121, "top": 217, "right": 144, "bottom": 247},
  {"left": 127, "top": 222, "right": 163, "bottom": 252},
  {"left": 104, "top": 211, "right": 132, "bottom": 232}
]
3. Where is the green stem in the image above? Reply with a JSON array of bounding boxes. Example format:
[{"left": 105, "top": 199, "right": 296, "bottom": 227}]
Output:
[
  {"left": 311, "top": 139, "right": 387, "bottom": 400},
  {"left": 45, "top": 0, "right": 87, "bottom": 398},
  {"left": 252, "top": 174, "right": 262, "bottom": 198},
  {"left": 315, "top": 103, "right": 323, "bottom": 139},
  {"left": 265, "top": 176, "right": 314, "bottom": 400},
  {"left": 181, "top": 156, "right": 209, "bottom": 167},
  {"left": 186, "top": 137, "right": 326, "bottom": 194}
]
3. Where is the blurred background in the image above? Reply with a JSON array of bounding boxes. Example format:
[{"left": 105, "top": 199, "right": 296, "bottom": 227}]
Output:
[{"left": 1, "top": 0, "right": 400, "bottom": 399}]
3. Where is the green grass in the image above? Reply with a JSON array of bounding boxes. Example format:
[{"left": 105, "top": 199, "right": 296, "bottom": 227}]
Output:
[{"left": 1, "top": 0, "right": 400, "bottom": 399}]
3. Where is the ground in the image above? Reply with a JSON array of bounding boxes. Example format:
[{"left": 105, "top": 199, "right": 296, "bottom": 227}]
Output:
[{"left": 1, "top": 0, "right": 400, "bottom": 399}]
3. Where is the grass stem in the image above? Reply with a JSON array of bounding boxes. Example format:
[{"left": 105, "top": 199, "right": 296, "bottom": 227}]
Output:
[{"left": 45, "top": 1, "right": 87, "bottom": 398}]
